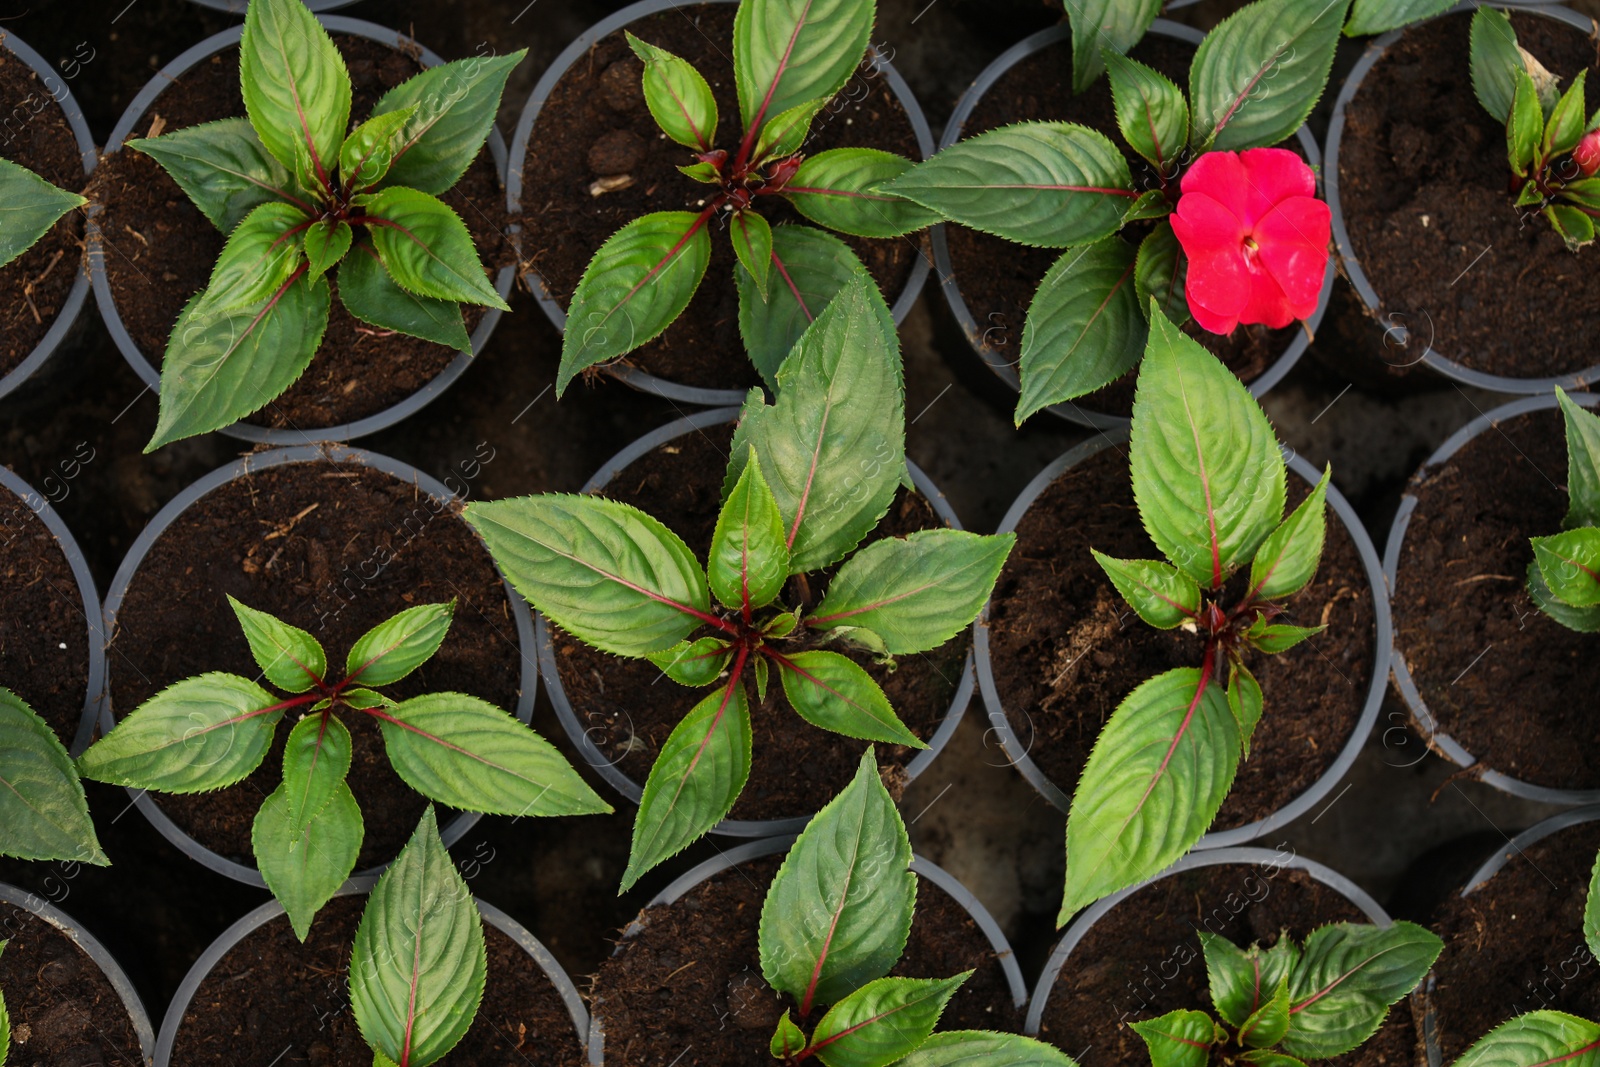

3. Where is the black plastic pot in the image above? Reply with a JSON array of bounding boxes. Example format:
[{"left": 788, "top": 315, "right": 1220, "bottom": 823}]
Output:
[
  {"left": 0, "top": 30, "right": 97, "bottom": 406},
  {"left": 153, "top": 881, "right": 590, "bottom": 1066},
  {"left": 98, "top": 444, "right": 538, "bottom": 886},
  {"left": 931, "top": 19, "right": 1334, "bottom": 431},
  {"left": 88, "top": 18, "right": 515, "bottom": 446},
  {"left": 1384, "top": 391, "right": 1600, "bottom": 805},
  {"left": 540, "top": 405, "right": 978, "bottom": 838},
  {"left": 0, "top": 880, "right": 155, "bottom": 1066},
  {"left": 1325, "top": 2, "right": 1600, "bottom": 394},
  {"left": 0, "top": 463, "right": 106, "bottom": 757},
  {"left": 977, "top": 429, "right": 1392, "bottom": 847},
  {"left": 184, "top": 0, "right": 355, "bottom": 11},
  {"left": 586, "top": 834, "right": 1027, "bottom": 1065},
  {"left": 506, "top": 0, "right": 935, "bottom": 407}
]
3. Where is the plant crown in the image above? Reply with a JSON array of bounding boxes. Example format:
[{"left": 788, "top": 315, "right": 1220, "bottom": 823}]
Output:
[
  {"left": 1527, "top": 388, "right": 1600, "bottom": 631},
  {"left": 0, "top": 158, "right": 83, "bottom": 272},
  {"left": 0, "top": 686, "right": 105, "bottom": 866}
]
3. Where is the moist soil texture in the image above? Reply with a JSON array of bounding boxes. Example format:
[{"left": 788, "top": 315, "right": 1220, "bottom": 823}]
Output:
[
  {"left": 549, "top": 423, "right": 969, "bottom": 822},
  {"left": 517, "top": 3, "right": 927, "bottom": 392},
  {"left": 1338, "top": 11, "right": 1600, "bottom": 380}
]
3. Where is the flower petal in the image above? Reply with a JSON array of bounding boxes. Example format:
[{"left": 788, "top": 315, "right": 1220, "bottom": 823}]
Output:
[
  {"left": 1236, "top": 148, "right": 1317, "bottom": 226},
  {"left": 1254, "top": 196, "right": 1332, "bottom": 320},
  {"left": 1179, "top": 151, "right": 1254, "bottom": 222},
  {"left": 1239, "top": 264, "right": 1296, "bottom": 330},
  {"left": 1182, "top": 246, "right": 1249, "bottom": 335},
  {"left": 1171, "top": 191, "right": 1246, "bottom": 254}
]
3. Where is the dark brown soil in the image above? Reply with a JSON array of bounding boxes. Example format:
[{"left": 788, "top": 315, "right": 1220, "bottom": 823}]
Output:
[
  {"left": 944, "top": 33, "right": 1301, "bottom": 420},
  {"left": 105, "top": 460, "right": 526, "bottom": 868},
  {"left": 986, "top": 443, "right": 1377, "bottom": 828},
  {"left": 1338, "top": 12, "right": 1600, "bottom": 380},
  {"left": 0, "top": 43, "right": 86, "bottom": 377},
  {"left": 1392, "top": 407, "right": 1600, "bottom": 788},
  {"left": 1036, "top": 862, "right": 1416, "bottom": 1067},
  {"left": 590, "top": 854, "right": 1021, "bottom": 1064},
  {"left": 0, "top": 901, "right": 145, "bottom": 1067},
  {"left": 517, "top": 3, "right": 928, "bottom": 392},
  {"left": 0, "top": 476, "right": 91, "bottom": 748},
  {"left": 550, "top": 424, "right": 969, "bottom": 822},
  {"left": 90, "top": 37, "right": 513, "bottom": 432},
  {"left": 1426, "top": 819, "right": 1600, "bottom": 1063},
  {"left": 169, "top": 893, "right": 586, "bottom": 1066}
]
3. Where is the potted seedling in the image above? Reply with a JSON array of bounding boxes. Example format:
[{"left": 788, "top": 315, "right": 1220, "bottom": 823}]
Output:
[
  {"left": 79, "top": 597, "right": 607, "bottom": 937},
  {"left": 885, "top": 0, "right": 1342, "bottom": 425},
  {"left": 1526, "top": 388, "right": 1600, "bottom": 631},
  {"left": 467, "top": 274, "right": 1012, "bottom": 889}
]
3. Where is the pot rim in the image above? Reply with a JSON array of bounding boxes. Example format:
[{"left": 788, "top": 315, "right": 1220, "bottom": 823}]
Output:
[
  {"left": 504, "top": 0, "right": 936, "bottom": 407},
  {"left": 975, "top": 428, "right": 1393, "bottom": 848},
  {"left": 587, "top": 834, "right": 1028, "bottom": 1065},
  {"left": 1383, "top": 390, "right": 1600, "bottom": 804},
  {"left": 928, "top": 18, "right": 1333, "bottom": 431},
  {"left": 151, "top": 879, "right": 590, "bottom": 1067},
  {"left": 538, "top": 404, "right": 977, "bottom": 838},
  {"left": 183, "top": 0, "right": 355, "bottom": 10},
  {"left": 1324, "top": 0, "right": 1600, "bottom": 395},
  {"left": 87, "top": 16, "right": 515, "bottom": 446},
  {"left": 98, "top": 443, "right": 539, "bottom": 886}
]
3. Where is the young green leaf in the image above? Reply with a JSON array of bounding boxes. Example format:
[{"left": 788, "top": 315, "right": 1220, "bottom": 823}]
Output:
[
  {"left": 1241, "top": 1053, "right": 1306, "bottom": 1067},
  {"left": 776, "top": 650, "right": 924, "bottom": 747},
  {"left": 771, "top": 1012, "right": 808, "bottom": 1059},
  {"left": 1509, "top": 69, "right": 1546, "bottom": 176},
  {"left": 1068, "top": 0, "right": 1162, "bottom": 94},
  {"left": 191, "top": 201, "right": 309, "bottom": 314},
  {"left": 1546, "top": 203, "right": 1597, "bottom": 251},
  {"left": 338, "top": 246, "right": 472, "bottom": 352},
  {"left": 1122, "top": 190, "right": 1172, "bottom": 225},
  {"left": 732, "top": 0, "right": 874, "bottom": 134},
  {"left": 0, "top": 961, "right": 8, "bottom": 1066},
  {"left": 1280, "top": 921, "right": 1443, "bottom": 1059},
  {"left": 710, "top": 449, "right": 790, "bottom": 611},
  {"left": 1017, "top": 239, "right": 1145, "bottom": 423},
  {"left": 783, "top": 148, "right": 939, "bottom": 238},
  {"left": 349, "top": 807, "right": 486, "bottom": 1067},
  {"left": 731, "top": 210, "right": 775, "bottom": 298},
  {"left": 1532, "top": 528, "right": 1600, "bottom": 608},
  {"left": 0, "top": 687, "right": 107, "bottom": 865},
  {"left": 1244, "top": 620, "right": 1322, "bottom": 654},
  {"left": 1239, "top": 976, "right": 1290, "bottom": 1048},
  {"left": 1527, "top": 558, "right": 1600, "bottom": 633},
  {"left": 627, "top": 33, "right": 718, "bottom": 150},
  {"left": 341, "top": 689, "right": 391, "bottom": 711},
  {"left": 1135, "top": 222, "right": 1190, "bottom": 328},
  {"left": 1248, "top": 467, "right": 1330, "bottom": 601},
  {"left": 647, "top": 637, "right": 733, "bottom": 687},
  {"left": 1130, "top": 1009, "right": 1219, "bottom": 1067},
  {"left": 679, "top": 161, "right": 721, "bottom": 183},
  {"left": 338, "top": 107, "right": 416, "bottom": 192},
  {"left": 1104, "top": 50, "right": 1189, "bottom": 171},
  {"left": 755, "top": 653, "right": 771, "bottom": 703},
  {"left": 345, "top": 601, "right": 454, "bottom": 687},
  {"left": 1091, "top": 552, "right": 1201, "bottom": 630},
  {"left": 0, "top": 158, "right": 84, "bottom": 269},
  {"left": 304, "top": 220, "right": 351, "bottom": 277},
  {"left": 1450, "top": 1013, "right": 1600, "bottom": 1067},
  {"left": 893, "top": 1031, "right": 1084, "bottom": 1066},
  {"left": 736, "top": 224, "right": 868, "bottom": 390},
  {"left": 367, "top": 52, "right": 526, "bottom": 195},
  {"left": 807, "top": 974, "right": 969, "bottom": 1067},
  {"left": 1226, "top": 660, "right": 1264, "bottom": 757},
  {"left": 239, "top": 0, "right": 351, "bottom": 177},
  {"left": 363, "top": 187, "right": 507, "bottom": 310},
  {"left": 1587, "top": 848, "right": 1600, "bottom": 960},
  {"left": 129, "top": 118, "right": 302, "bottom": 234},
  {"left": 760, "top": 749, "right": 915, "bottom": 1009},
  {"left": 465, "top": 493, "right": 712, "bottom": 657},
  {"left": 1202, "top": 931, "right": 1299, "bottom": 1028},
  {"left": 1470, "top": 7, "right": 1522, "bottom": 125},
  {"left": 228, "top": 596, "right": 326, "bottom": 692},
  {"left": 1344, "top": 0, "right": 1454, "bottom": 36},
  {"left": 1545, "top": 70, "right": 1589, "bottom": 159},
  {"left": 754, "top": 97, "right": 828, "bottom": 163}
]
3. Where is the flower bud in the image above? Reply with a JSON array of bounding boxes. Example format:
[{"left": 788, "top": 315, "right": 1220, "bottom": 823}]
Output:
[{"left": 1575, "top": 129, "right": 1600, "bottom": 178}]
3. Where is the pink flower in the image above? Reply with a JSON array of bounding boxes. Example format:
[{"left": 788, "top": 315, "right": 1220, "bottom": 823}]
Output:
[
  {"left": 1169, "top": 148, "right": 1331, "bottom": 335},
  {"left": 1576, "top": 129, "right": 1600, "bottom": 178}
]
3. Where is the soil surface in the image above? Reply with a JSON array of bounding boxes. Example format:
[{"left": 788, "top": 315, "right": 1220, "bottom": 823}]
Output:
[
  {"left": 590, "top": 853, "right": 1021, "bottom": 1064},
  {"left": 1425, "top": 819, "right": 1600, "bottom": 1063},
  {"left": 517, "top": 3, "right": 928, "bottom": 392},
  {"left": 90, "top": 36, "right": 513, "bottom": 431},
  {"left": 105, "top": 460, "right": 527, "bottom": 868},
  {"left": 1338, "top": 11, "right": 1600, "bottom": 380},
  {"left": 550, "top": 424, "right": 969, "bottom": 822},
  {"left": 0, "top": 901, "right": 145, "bottom": 1067},
  {"left": 1037, "top": 862, "right": 1416, "bottom": 1066},
  {"left": 0, "top": 42, "right": 87, "bottom": 377},
  {"left": 0, "top": 475, "right": 92, "bottom": 748},
  {"left": 168, "top": 893, "right": 585, "bottom": 1066},
  {"left": 1392, "top": 407, "right": 1600, "bottom": 788},
  {"left": 986, "top": 442, "right": 1377, "bottom": 828},
  {"left": 943, "top": 33, "right": 1301, "bottom": 420}
]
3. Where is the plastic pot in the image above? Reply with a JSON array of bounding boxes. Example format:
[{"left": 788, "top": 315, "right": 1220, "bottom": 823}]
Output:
[
  {"left": 1384, "top": 391, "right": 1600, "bottom": 805},
  {"left": 153, "top": 881, "right": 589, "bottom": 1066},
  {"left": 0, "top": 881, "right": 155, "bottom": 1066},
  {"left": 88, "top": 17, "right": 515, "bottom": 446},
  {"left": 1325, "top": 2, "right": 1600, "bottom": 395},
  {"left": 0, "top": 463, "right": 106, "bottom": 757},
  {"left": 930, "top": 19, "right": 1334, "bottom": 431},
  {"left": 540, "top": 405, "right": 978, "bottom": 837},
  {"left": 185, "top": 0, "right": 355, "bottom": 11},
  {"left": 0, "top": 30, "right": 97, "bottom": 406},
  {"left": 587, "top": 834, "right": 1027, "bottom": 1064},
  {"left": 506, "top": 0, "right": 935, "bottom": 407},
  {"left": 99, "top": 444, "right": 538, "bottom": 886},
  {"left": 976, "top": 429, "right": 1392, "bottom": 847}
]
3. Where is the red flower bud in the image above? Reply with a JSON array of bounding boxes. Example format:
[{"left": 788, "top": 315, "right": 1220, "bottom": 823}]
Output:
[
  {"left": 765, "top": 155, "right": 804, "bottom": 192},
  {"left": 1576, "top": 129, "right": 1600, "bottom": 178}
]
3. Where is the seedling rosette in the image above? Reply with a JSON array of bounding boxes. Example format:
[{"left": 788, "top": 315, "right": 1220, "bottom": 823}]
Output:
[{"left": 1526, "top": 388, "right": 1600, "bottom": 631}]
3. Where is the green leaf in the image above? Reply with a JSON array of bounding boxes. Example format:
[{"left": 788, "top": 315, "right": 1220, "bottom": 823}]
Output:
[
  {"left": 893, "top": 1032, "right": 1084, "bottom": 1067},
  {"left": 129, "top": 118, "right": 300, "bottom": 234},
  {"left": 731, "top": 210, "right": 774, "bottom": 298},
  {"left": 363, "top": 187, "right": 507, "bottom": 309},
  {"left": 627, "top": 33, "right": 718, "bottom": 150},
  {"left": 1068, "top": 0, "right": 1162, "bottom": 93},
  {"left": 1546, "top": 203, "right": 1596, "bottom": 251},
  {"left": 0, "top": 158, "right": 84, "bottom": 270},
  {"left": 1189, "top": 0, "right": 1349, "bottom": 152},
  {"left": 1559, "top": 387, "right": 1600, "bottom": 526},
  {"left": 680, "top": 161, "right": 720, "bottom": 183},
  {"left": 0, "top": 687, "right": 106, "bottom": 865},
  {"left": 1241, "top": 1054, "right": 1306, "bottom": 1067},
  {"left": 349, "top": 807, "right": 486, "bottom": 1067},
  {"left": 1091, "top": 552, "right": 1200, "bottom": 630},
  {"left": 783, "top": 148, "right": 939, "bottom": 239},
  {"left": 623, "top": 676, "right": 751, "bottom": 891},
  {"left": 253, "top": 714, "right": 360, "bottom": 940},
  {"left": 755, "top": 97, "right": 828, "bottom": 162},
  {"left": 338, "top": 246, "right": 471, "bottom": 352},
  {"left": 1202, "top": 931, "right": 1299, "bottom": 1029},
  {"left": 465, "top": 494, "right": 712, "bottom": 658},
  {"left": 710, "top": 449, "right": 790, "bottom": 610},
  {"left": 776, "top": 650, "right": 924, "bottom": 747},
  {"left": 0, "top": 968, "right": 8, "bottom": 1067},
  {"left": 1135, "top": 221, "right": 1190, "bottom": 328},
  {"left": 1239, "top": 976, "right": 1290, "bottom": 1048},
  {"left": 338, "top": 106, "right": 416, "bottom": 192},
  {"left": 808, "top": 974, "right": 969, "bottom": 1067},
  {"left": 1531, "top": 528, "right": 1600, "bottom": 608},
  {"left": 239, "top": 0, "right": 350, "bottom": 177},
  {"left": 1226, "top": 660, "right": 1264, "bottom": 758},
  {"left": 1453, "top": 1013, "right": 1600, "bottom": 1067},
  {"left": 1104, "top": 50, "right": 1188, "bottom": 171},
  {"left": 1586, "top": 849, "right": 1600, "bottom": 960},
  {"left": 1248, "top": 466, "right": 1330, "bottom": 601},
  {"left": 304, "top": 220, "right": 351, "bottom": 278},
  {"left": 755, "top": 653, "right": 771, "bottom": 703},
  {"left": 1545, "top": 70, "right": 1589, "bottom": 158},
  {"left": 1017, "top": 239, "right": 1145, "bottom": 422},
  {"left": 76, "top": 673, "right": 284, "bottom": 792},
  {"left": 345, "top": 601, "right": 454, "bottom": 688},
  {"left": 367, "top": 51, "right": 526, "bottom": 196},
  {"left": 1244, "top": 620, "right": 1322, "bottom": 654},
  {"left": 1280, "top": 921, "right": 1443, "bottom": 1059},
  {"left": 736, "top": 224, "right": 868, "bottom": 390},
  {"left": 1344, "top": 0, "right": 1454, "bottom": 36},
  {"left": 760, "top": 749, "right": 914, "bottom": 1007},
  {"left": 771, "top": 1012, "right": 808, "bottom": 1059},
  {"left": 1509, "top": 69, "right": 1546, "bottom": 176},
  {"left": 1130, "top": 1009, "right": 1219, "bottom": 1067},
  {"left": 342, "top": 689, "right": 390, "bottom": 711},
  {"left": 812, "top": 530, "right": 1015, "bottom": 654},
  {"left": 1061, "top": 667, "right": 1239, "bottom": 922},
  {"left": 1563, "top": 177, "right": 1600, "bottom": 211},
  {"left": 1527, "top": 558, "right": 1600, "bottom": 633},
  {"left": 648, "top": 637, "right": 732, "bottom": 687},
  {"left": 558, "top": 211, "right": 712, "bottom": 394},
  {"left": 1470, "top": 7, "right": 1522, "bottom": 125},
  {"left": 882, "top": 123, "right": 1133, "bottom": 248},
  {"left": 1122, "top": 190, "right": 1172, "bottom": 224},
  {"left": 191, "top": 201, "right": 308, "bottom": 314},
  {"left": 228, "top": 595, "right": 326, "bottom": 692},
  {"left": 733, "top": 0, "right": 873, "bottom": 133},
  {"left": 1132, "top": 306, "right": 1286, "bottom": 588}
]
